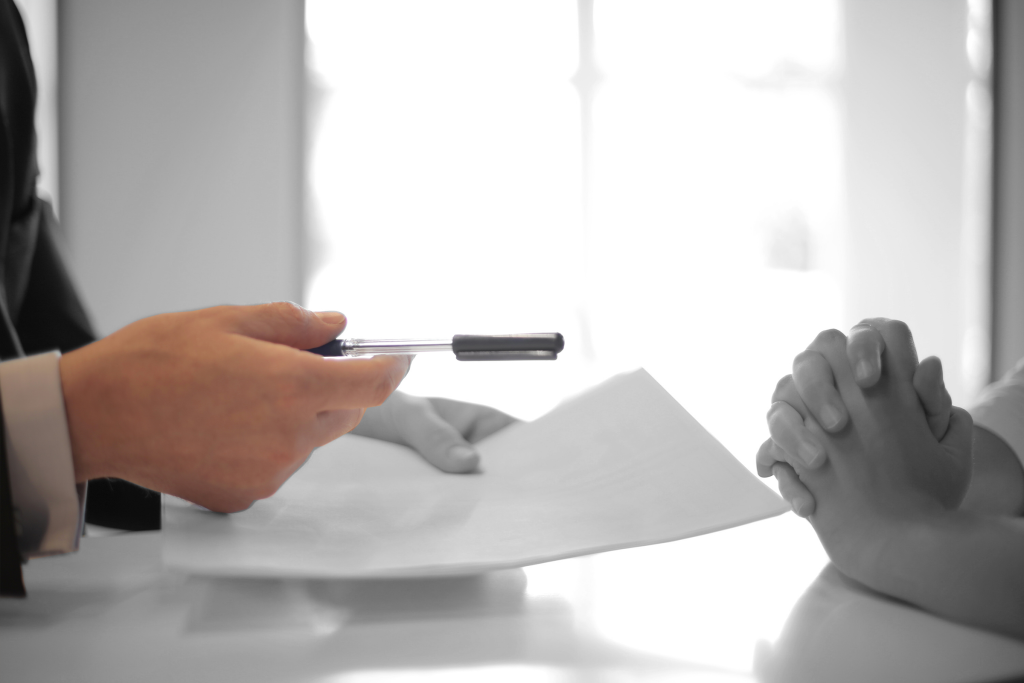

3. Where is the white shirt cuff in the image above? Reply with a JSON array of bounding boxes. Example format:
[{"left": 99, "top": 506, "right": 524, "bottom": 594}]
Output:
[
  {"left": 0, "top": 351, "right": 85, "bottom": 558},
  {"left": 970, "top": 357, "right": 1024, "bottom": 473}
]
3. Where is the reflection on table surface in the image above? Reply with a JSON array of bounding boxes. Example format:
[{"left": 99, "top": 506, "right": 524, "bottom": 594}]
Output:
[{"left": 3, "top": 515, "right": 1024, "bottom": 683}]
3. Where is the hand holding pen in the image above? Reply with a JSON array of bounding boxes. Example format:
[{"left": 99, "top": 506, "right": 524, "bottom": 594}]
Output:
[{"left": 307, "top": 332, "right": 565, "bottom": 472}]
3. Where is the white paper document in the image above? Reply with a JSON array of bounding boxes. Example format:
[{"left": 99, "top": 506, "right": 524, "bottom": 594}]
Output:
[{"left": 162, "top": 369, "right": 788, "bottom": 577}]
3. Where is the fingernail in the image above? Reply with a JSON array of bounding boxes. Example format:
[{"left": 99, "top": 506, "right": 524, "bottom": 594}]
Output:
[
  {"left": 316, "top": 311, "right": 346, "bottom": 325},
  {"left": 798, "top": 441, "right": 823, "bottom": 468},
  {"left": 448, "top": 445, "right": 479, "bottom": 468},
  {"left": 855, "top": 360, "right": 873, "bottom": 382},
  {"left": 820, "top": 404, "right": 842, "bottom": 430},
  {"left": 792, "top": 499, "right": 808, "bottom": 517}
]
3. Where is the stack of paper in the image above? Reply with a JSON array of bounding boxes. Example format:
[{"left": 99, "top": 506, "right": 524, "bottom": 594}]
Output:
[{"left": 162, "top": 369, "right": 787, "bottom": 577}]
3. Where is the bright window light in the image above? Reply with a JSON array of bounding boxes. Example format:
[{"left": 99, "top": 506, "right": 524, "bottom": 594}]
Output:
[{"left": 305, "top": 1, "right": 843, "bottom": 470}]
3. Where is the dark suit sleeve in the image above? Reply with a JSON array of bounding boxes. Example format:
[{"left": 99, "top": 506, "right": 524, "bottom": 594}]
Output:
[
  {"left": 0, "top": 199, "right": 88, "bottom": 597},
  {"left": 14, "top": 199, "right": 95, "bottom": 356},
  {"left": 0, "top": 0, "right": 157, "bottom": 566},
  {"left": 15, "top": 205, "right": 161, "bottom": 532},
  {"left": 0, "top": 0, "right": 31, "bottom": 597},
  {"left": 0, "top": 393, "right": 26, "bottom": 597}
]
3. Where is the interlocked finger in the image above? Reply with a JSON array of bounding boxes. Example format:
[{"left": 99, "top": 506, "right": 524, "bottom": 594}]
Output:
[
  {"left": 773, "top": 462, "right": 816, "bottom": 517},
  {"left": 847, "top": 323, "right": 886, "bottom": 387},
  {"left": 859, "top": 318, "right": 919, "bottom": 383},
  {"left": 767, "top": 400, "right": 827, "bottom": 470},
  {"left": 792, "top": 349, "right": 847, "bottom": 432},
  {"left": 914, "top": 356, "right": 952, "bottom": 440}
]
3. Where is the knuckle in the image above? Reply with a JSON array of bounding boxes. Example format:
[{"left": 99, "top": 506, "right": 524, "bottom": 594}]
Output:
[
  {"left": 756, "top": 444, "right": 776, "bottom": 477},
  {"left": 792, "top": 349, "right": 823, "bottom": 374},
  {"left": 756, "top": 438, "right": 781, "bottom": 465},
  {"left": 755, "top": 438, "right": 771, "bottom": 460},
  {"left": 811, "top": 328, "right": 846, "bottom": 351},
  {"left": 774, "top": 464, "right": 795, "bottom": 489},
  {"left": 848, "top": 323, "right": 882, "bottom": 350},
  {"left": 271, "top": 300, "right": 309, "bottom": 326},
  {"left": 772, "top": 374, "right": 794, "bottom": 402},
  {"left": 883, "top": 318, "right": 912, "bottom": 341},
  {"left": 766, "top": 401, "right": 792, "bottom": 430}
]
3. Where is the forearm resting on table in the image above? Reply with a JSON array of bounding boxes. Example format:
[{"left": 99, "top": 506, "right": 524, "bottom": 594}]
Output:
[
  {"left": 960, "top": 426, "right": 1024, "bottom": 517},
  {"left": 867, "top": 512, "right": 1024, "bottom": 641},
  {"left": 869, "top": 426, "right": 1024, "bottom": 640}
]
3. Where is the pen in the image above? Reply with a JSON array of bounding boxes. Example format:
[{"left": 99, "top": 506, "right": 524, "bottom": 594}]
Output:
[{"left": 307, "top": 333, "right": 564, "bottom": 361}]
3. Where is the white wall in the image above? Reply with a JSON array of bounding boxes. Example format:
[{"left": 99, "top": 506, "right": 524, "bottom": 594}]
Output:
[
  {"left": 842, "top": 0, "right": 979, "bottom": 402},
  {"left": 993, "top": 0, "right": 1024, "bottom": 378},
  {"left": 54, "top": 0, "right": 986, "bottom": 406},
  {"left": 59, "top": 0, "right": 304, "bottom": 336}
]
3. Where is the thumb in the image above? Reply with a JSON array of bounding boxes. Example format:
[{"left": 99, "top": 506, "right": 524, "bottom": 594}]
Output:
[{"left": 225, "top": 302, "right": 347, "bottom": 349}]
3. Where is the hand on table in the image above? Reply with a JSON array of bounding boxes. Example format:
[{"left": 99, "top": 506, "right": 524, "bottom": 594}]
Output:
[
  {"left": 60, "top": 303, "right": 410, "bottom": 513},
  {"left": 757, "top": 319, "right": 961, "bottom": 516},
  {"left": 351, "top": 391, "right": 518, "bottom": 472}
]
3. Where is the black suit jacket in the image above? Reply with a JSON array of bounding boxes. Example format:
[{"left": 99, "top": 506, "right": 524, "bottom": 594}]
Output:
[{"left": 1, "top": 0, "right": 157, "bottom": 597}]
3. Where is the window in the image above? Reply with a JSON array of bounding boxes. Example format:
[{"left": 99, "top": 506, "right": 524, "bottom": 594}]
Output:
[{"left": 305, "top": 1, "right": 983, "bottom": 477}]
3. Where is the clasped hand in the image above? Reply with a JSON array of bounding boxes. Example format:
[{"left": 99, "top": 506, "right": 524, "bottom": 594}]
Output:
[{"left": 756, "top": 319, "right": 973, "bottom": 574}]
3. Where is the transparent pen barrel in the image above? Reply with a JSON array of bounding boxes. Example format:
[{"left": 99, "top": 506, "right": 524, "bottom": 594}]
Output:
[{"left": 341, "top": 339, "right": 452, "bottom": 356}]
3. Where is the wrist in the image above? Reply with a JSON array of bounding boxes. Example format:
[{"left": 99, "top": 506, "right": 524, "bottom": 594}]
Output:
[
  {"left": 846, "top": 509, "right": 953, "bottom": 593},
  {"left": 812, "top": 493, "right": 947, "bottom": 589},
  {"left": 60, "top": 347, "right": 114, "bottom": 482}
]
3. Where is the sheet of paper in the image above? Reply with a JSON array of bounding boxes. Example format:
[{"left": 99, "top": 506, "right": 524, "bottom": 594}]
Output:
[{"left": 162, "top": 369, "right": 788, "bottom": 577}]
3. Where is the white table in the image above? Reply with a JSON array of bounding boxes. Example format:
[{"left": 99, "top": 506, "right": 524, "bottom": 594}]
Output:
[{"left": 3, "top": 515, "right": 1024, "bottom": 683}]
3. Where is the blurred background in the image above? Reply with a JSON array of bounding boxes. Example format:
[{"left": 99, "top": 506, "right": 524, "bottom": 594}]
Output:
[{"left": 15, "top": 0, "right": 1024, "bottom": 475}]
